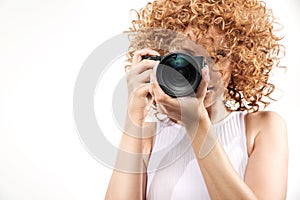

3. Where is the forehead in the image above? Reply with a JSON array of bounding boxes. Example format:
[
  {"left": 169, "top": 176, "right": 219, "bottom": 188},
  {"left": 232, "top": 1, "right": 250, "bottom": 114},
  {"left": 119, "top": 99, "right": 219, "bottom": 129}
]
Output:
[
  {"left": 183, "top": 26, "right": 227, "bottom": 50},
  {"left": 170, "top": 27, "right": 225, "bottom": 59}
]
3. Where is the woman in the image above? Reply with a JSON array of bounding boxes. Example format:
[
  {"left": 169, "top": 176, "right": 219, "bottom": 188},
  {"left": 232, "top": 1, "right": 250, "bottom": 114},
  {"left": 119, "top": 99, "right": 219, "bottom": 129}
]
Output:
[{"left": 106, "top": 0, "right": 288, "bottom": 199}]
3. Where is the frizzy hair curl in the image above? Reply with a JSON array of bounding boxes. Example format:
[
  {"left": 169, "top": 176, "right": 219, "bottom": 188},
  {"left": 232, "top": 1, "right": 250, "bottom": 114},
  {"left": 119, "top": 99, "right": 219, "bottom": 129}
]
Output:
[{"left": 126, "top": 0, "right": 285, "bottom": 112}]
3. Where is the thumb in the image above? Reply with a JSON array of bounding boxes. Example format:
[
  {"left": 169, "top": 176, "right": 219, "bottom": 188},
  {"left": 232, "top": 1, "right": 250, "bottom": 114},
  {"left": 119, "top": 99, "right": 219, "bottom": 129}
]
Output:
[
  {"left": 132, "top": 83, "right": 152, "bottom": 98},
  {"left": 196, "top": 67, "right": 209, "bottom": 99}
]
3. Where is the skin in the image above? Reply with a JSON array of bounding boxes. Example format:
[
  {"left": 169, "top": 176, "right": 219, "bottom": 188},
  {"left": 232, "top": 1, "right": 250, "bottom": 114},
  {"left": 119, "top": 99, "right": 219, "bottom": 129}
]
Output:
[{"left": 105, "top": 28, "right": 288, "bottom": 200}]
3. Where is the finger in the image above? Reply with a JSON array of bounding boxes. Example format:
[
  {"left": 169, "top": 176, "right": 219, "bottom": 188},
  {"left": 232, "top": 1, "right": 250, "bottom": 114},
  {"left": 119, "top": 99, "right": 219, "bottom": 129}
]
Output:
[
  {"left": 151, "top": 82, "right": 178, "bottom": 107},
  {"left": 137, "top": 84, "right": 152, "bottom": 98},
  {"left": 132, "top": 49, "right": 160, "bottom": 64},
  {"left": 127, "top": 60, "right": 156, "bottom": 85},
  {"left": 131, "top": 83, "right": 152, "bottom": 98},
  {"left": 130, "top": 60, "right": 158, "bottom": 74},
  {"left": 127, "top": 70, "right": 152, "bottom": 94},
  {"left": 196, "top": 67, "right": 209, "bottom": 99},
  {"left": 137, "top": 69, "right": 153, "bottom": 83},
  {"left": 127, "top": 69, "right": 152, "bottom": 90}
]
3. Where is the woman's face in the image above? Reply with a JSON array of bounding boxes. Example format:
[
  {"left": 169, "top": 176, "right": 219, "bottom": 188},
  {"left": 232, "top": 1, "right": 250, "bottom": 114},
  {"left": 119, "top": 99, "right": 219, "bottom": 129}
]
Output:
[
  {"left": 203, "top": 60, "right": 230, "bottom": 108},
  {"left": 182, "top": 26, "right": 232, "bottom": 109}
]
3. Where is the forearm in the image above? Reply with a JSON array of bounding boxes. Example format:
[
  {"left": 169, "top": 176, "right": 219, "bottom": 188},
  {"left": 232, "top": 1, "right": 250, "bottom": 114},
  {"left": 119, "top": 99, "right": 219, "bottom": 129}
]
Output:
[
  {"left": 105, "top": 119, "right": 148, "bottom": 200},
  {"left": 192, "top": 129, "right": 257, "bottom": 200}
]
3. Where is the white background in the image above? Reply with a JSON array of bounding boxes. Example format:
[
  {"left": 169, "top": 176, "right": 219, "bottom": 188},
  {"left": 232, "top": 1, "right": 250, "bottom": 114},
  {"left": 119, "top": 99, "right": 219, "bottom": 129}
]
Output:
[{"left": 0, "top": 0, "right": 299, "bottom": 199}]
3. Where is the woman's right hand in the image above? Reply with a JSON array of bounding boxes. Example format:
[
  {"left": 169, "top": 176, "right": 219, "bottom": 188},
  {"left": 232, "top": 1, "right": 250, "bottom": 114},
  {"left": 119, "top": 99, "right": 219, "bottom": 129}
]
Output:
[{"left": 126, "top": 49, "right": 160, "bottom": 127}]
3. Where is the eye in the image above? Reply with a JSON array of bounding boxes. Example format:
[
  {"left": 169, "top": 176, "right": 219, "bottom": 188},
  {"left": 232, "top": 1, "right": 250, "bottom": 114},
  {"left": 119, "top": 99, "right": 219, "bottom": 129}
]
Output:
[
  {"left": 216, "top": 50, "right": 227, "bottom": 58},
  {"left": 211, "top": 49, "right": 227, "bottom": 62}
]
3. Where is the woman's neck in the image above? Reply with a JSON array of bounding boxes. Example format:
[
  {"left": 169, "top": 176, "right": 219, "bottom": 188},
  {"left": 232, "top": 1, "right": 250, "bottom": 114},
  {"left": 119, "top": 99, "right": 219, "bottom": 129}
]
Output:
[{"left": 206, "top": 100, "right": 231, "bottom": 124}]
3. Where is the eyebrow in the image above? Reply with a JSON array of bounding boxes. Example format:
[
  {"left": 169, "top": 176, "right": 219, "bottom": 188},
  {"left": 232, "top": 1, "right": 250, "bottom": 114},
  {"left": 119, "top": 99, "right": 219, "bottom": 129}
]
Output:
[{"left": 181, "top": 48, "right": 196, "bottom": 55}]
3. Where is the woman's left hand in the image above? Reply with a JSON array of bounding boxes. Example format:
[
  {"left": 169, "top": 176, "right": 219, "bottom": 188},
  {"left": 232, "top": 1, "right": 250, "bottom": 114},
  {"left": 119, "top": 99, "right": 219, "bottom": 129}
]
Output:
[{"left": 150, "top": 67, "right": 211, "bottom": 138}]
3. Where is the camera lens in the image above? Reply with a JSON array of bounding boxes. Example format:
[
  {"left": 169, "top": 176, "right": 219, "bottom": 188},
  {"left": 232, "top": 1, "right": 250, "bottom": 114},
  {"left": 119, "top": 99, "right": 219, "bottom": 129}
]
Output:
[{"left": 156, "top": 52, "right": 203, "bottom": 97}]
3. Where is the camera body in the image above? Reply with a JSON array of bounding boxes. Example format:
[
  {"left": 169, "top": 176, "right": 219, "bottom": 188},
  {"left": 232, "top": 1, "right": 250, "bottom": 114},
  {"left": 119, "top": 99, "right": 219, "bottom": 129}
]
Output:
[{"left": 142, "top": 52, "right": 205, "bottom": 97}]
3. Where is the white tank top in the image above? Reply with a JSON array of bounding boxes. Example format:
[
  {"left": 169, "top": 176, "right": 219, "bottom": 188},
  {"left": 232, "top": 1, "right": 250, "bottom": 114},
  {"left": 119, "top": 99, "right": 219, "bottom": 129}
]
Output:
[{"left": 146, "top": 111, "right": 248, "bottom": 200}]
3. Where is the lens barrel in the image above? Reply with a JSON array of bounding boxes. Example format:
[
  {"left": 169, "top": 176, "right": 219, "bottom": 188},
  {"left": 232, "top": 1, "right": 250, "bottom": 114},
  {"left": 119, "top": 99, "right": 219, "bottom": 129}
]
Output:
[{"left": 142, "top": 52, "right": 205, "bottom": 97}]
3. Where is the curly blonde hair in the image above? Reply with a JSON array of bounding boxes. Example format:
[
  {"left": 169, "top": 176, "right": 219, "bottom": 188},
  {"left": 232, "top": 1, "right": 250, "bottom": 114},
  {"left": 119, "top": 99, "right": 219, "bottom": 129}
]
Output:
[{"left": 126, "top": 0, "right": 285, "bottom": 112}]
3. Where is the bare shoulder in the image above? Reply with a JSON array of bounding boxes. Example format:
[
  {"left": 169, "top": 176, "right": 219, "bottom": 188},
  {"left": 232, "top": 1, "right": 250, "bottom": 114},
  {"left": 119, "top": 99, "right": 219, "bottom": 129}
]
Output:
[
  {"left": 245, "top": 111, "right": 286, "bottom": 130},
  {"left": 244, "top": 111, "right": 287, "bottom": 156}
]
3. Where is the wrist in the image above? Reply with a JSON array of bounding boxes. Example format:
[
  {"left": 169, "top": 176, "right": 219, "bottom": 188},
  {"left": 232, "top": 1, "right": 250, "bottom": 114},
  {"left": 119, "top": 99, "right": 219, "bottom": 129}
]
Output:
[
  {"left": 127, "top": 102, "right": 150, "bottom": 128},
  {"left": 184, "top": 113, "right": 211, "bottom": 140},
  {"left": 124, "top": 115, "right": 144, "bottom": 137},
  {"left": 124, "top": 114, "right": 155, "bottom": 138}
]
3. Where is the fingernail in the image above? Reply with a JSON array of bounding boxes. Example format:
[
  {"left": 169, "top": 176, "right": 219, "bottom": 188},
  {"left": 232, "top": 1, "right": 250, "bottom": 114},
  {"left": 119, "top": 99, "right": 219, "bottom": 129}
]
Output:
[
  {"left": 202, "top": 68, "right": 209, "bottom": 83},
  {"left": 150, "top": 73, "right": 155, "bottom": 83},
  {"left": 152, "top": 50, "right": 160, "bottom": 55}
]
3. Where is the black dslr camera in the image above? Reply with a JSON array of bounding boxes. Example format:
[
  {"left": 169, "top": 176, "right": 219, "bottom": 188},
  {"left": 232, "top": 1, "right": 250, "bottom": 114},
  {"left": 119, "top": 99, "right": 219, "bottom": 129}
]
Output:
[{"left": 142, "top": 52, "right": 205, "bottom": 97}]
